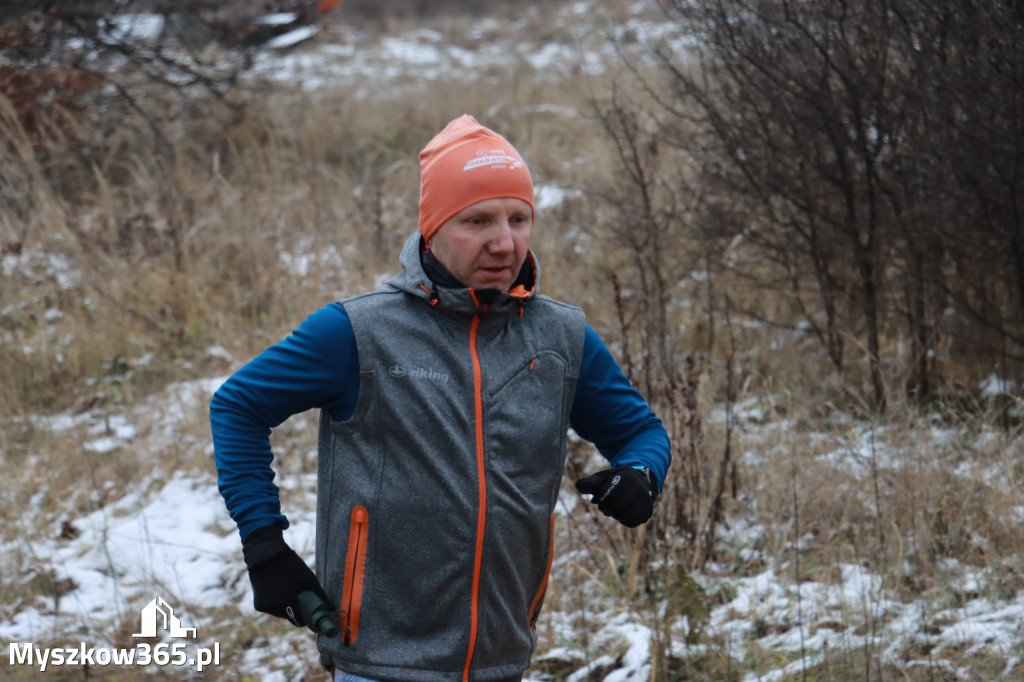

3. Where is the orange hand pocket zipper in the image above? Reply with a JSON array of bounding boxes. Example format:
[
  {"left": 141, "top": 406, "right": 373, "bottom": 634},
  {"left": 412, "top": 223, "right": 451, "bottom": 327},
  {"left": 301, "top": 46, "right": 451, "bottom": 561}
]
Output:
[{"left": 340, "top": 505, "right": 369, "bottom": 645}]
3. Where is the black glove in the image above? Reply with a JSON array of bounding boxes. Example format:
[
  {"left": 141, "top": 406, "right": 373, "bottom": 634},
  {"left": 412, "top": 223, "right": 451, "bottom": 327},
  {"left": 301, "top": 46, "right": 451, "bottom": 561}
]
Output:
[
  {"left": 575, "top": 466, "right": 657, "bottom": 528},
  {"left": 242, "top": 525, "right": 331, "bottom": 628}
]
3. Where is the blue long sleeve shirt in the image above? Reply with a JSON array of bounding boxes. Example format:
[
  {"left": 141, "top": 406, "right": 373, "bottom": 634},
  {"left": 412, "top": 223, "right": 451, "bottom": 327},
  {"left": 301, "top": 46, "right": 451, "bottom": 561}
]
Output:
[{"left": 211, "top": 303, "right": 671, "bottom": 540}]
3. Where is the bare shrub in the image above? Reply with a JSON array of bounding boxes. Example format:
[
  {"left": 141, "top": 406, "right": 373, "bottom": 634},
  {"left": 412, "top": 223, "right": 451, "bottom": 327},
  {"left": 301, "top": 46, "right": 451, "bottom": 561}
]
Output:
[{"left": 636, "top": 0, "right": 1024, "bottom": 410}]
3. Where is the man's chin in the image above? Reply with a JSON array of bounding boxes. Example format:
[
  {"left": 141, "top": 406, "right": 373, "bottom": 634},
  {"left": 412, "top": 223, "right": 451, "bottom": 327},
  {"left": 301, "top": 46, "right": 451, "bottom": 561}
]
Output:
[
  {"left": 470, "top": 282, "right": 511, "bottom": 293},
  {"left": 470, "top": 272, "right": 512, "bottom": 291}
]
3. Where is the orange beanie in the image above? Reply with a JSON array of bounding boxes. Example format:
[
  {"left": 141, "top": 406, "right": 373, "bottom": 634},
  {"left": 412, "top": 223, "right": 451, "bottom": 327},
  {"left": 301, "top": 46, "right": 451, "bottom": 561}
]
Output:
[{"left": 418, "top": 115, "right": 534, "bottom": 242}]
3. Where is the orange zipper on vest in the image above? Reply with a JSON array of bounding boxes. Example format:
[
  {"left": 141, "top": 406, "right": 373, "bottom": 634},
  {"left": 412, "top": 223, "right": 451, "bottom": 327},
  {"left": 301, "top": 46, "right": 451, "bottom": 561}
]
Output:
[
  {"left": 340, "top": 505, "right": 369, "bottom": 645},
  {"left": 462, "top": 312, "right": 487, "bottom": 682},
  {"left": 528, "top": 514, "right": 556, "bottom": 628}
]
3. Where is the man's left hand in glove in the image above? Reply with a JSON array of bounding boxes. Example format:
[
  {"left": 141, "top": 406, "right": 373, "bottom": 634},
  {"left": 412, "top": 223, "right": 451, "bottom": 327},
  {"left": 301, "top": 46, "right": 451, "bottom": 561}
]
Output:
[{"left": 574, "top": 466, "right": 658, "bottom": 528}]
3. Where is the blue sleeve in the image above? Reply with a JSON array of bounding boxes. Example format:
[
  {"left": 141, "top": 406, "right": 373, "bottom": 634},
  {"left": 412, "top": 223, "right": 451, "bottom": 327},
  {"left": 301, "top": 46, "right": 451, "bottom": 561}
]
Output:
[
  {"left": 211, "top": 302, "right": 359, "bottom": 541},
  {"left": 569, "top": 325, "right": 671, "bottom": 491}
]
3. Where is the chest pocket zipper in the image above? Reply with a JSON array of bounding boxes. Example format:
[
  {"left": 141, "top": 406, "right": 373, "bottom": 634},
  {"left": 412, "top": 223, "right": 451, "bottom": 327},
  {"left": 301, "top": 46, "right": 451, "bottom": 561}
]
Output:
[{"left": 340, "top": 505, "right": 369, "bottom": 645}]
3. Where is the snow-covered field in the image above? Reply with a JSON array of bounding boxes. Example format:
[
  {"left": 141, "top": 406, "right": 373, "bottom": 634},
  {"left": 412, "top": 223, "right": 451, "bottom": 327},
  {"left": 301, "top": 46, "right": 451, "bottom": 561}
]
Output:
[
  {"left": 246, "top": 2, "right": 687, "bottom": 94},
  {"left": 2, "top": 1, "right": 1022, "bottom": 679}
]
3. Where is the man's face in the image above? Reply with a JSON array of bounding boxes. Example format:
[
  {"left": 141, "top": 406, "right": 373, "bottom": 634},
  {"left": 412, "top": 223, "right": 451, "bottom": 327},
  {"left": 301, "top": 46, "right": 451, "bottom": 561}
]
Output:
[{"left": 428, "top": 197, "right": 533, "bottom": 292}]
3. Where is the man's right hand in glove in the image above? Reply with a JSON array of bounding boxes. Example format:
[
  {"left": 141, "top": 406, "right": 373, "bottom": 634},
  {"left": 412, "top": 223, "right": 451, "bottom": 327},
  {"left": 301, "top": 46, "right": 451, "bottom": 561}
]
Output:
[{"left": 242, "top": 524, "right": 331, "bottom": 628}]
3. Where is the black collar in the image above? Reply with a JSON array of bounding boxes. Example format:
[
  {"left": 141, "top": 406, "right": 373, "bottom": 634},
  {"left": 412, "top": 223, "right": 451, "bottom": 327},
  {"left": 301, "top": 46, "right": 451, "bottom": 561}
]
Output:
[{"left": 421, "top": 243, "right": 464, "bottom": 289}]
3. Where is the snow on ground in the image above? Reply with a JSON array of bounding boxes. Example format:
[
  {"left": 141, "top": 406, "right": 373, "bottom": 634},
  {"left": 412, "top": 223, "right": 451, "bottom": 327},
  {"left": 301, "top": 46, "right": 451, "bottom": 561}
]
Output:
[
  {"left": 1, "top": 474, "right": 238, "bottom": 642},
  {"left": 705, "top": 562, "right": 1024, "bottom": 681},
  {"left": 1, "top": 245, "right": 83, "bottom": 293},
  {"left": 247, "top": 1, "right": 681, "bottom": 95},
  {"left": 1, "top": 373, "right": 243, "bottom": 641},
  {"left": 0, "top": 369, "right": 320, "bottom": 677}
]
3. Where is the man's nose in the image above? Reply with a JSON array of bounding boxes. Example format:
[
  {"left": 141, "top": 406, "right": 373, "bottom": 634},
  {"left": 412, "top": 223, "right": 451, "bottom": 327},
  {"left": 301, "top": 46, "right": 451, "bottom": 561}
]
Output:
[{"left": 487, "top": 221, "right": 515, "bottom": 253}]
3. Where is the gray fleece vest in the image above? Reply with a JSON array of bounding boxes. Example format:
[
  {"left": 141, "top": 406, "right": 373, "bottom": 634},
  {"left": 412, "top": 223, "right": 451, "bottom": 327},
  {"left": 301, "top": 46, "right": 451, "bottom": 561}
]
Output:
[{"left": 315, "top": 233, "right": 586, "bottom": 682}]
